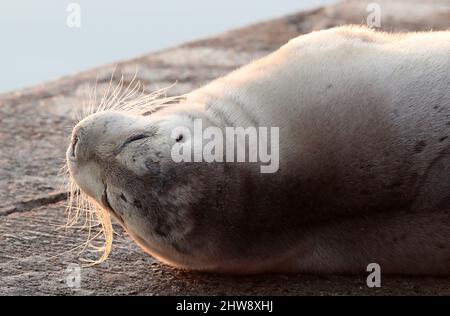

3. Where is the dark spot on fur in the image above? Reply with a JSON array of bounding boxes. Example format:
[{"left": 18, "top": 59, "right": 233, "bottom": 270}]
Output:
[
  {"left": 414, "top": 140, "right": 427, "bottom": 153},
  {"left": 327, "top": 84, "right": 333, "bottom": 89},
  {"left": 145, "top": 160, "right": 161, "bottom": 175},
  {"left": 433, "top": 105, "right": 439, "bottom": 110},
  {"left": 446, "top": 121, "right": 450, "bottom": 126},
  {"left": 153, "top": 216, "right": 172, "bottom": 238},
  {"left": 170, "top": 240, "right": 189, "bottom": 254},
  {"left": 439, "top": 136, "right": 448, "bottom": 142},
  {"left": 133, "top": 199, "right": 143, "bottom": 209},
  {"left": 120, "top": 193, "right": 127, "bottom": 203},
  {"left": 437, "top": 243, "right": 446, "bottom": 249}
]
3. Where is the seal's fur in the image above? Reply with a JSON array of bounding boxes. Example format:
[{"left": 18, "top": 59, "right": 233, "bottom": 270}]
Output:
[{"left": 67, "top": 26, "right": 450, "bottom": 274}]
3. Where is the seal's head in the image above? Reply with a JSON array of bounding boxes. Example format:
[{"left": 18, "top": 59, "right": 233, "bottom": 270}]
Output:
[
  {"left": 65, "top": 77, "right": 289, "bottom": 273},
  {"left": 67, "top": 97, "right": 293, "bottom": 273},
  {"left": 66, "top": 104, "right": 256, "bottom": 271}
]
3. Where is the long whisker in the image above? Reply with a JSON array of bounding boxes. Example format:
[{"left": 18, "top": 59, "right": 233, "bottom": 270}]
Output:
[{"left": 62, "top": 68, "right": 183, "bottom": 265}]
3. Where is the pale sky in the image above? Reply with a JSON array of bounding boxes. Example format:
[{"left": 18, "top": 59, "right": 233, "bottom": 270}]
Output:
[{"left": 0, "top": 0, "right": 335, "bottom": 93}]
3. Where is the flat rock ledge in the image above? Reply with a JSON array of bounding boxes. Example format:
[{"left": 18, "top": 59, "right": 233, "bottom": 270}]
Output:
[{"left": 1, "top": 0, "right": 450, "bottom": 295}]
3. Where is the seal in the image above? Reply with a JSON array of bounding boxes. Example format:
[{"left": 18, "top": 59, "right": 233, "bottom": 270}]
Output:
[{"left": 67, "top": 26, "right": 450, "bottom": 274}]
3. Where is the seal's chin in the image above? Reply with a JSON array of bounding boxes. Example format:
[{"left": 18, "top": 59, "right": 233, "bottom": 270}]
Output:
[
  {"left": 67, "top": 157, "right": 125, "bottom": 225},
  {"left": 100, "top": 185, "right": 125, "bottom": 225}
]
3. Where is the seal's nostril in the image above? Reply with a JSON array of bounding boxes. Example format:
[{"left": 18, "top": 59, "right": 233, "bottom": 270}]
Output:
[{"left": 71, "top": 135, "right": 79, "bottom": 158}]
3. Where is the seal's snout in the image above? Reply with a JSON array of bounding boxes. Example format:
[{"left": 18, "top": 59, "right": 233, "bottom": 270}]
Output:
[
  {"left": 69, "top": 133, "right": 79, "bottom": 159},
  {"left": 66, "top": 124, "right": 89, "bottom": 164},
  {"left": 68, "top": 111, "right": 136, "bottom": 163},
  {"left": 66, "top": 111, "right": 143, "bottom": 202}
]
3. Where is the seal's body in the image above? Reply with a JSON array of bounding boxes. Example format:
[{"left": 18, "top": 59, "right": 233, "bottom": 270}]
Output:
[{"left": 67, "top": 26, "right": 450, "bottom": 274}]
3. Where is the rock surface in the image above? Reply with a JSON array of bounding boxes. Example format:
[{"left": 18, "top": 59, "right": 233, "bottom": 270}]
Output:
[{"left": 1, "top": 0, "right": 450, "bottom": 295}]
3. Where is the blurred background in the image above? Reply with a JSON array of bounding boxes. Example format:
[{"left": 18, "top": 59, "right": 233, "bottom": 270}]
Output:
[{"left": 0, "top": 0, "right": 334, "bottom": 94}]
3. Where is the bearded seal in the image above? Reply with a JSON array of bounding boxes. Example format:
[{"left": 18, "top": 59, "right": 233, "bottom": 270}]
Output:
[{"left": 67, "top": 26, "right": 450, "bottom": 274}]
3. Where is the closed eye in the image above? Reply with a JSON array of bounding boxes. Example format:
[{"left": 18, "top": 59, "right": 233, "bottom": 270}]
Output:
[
  {"left": 114, "top": 133, "right": 150, "bottom": 156},
  {"left": 124, "top": 134, "right": 149, "bottom": 146}
]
